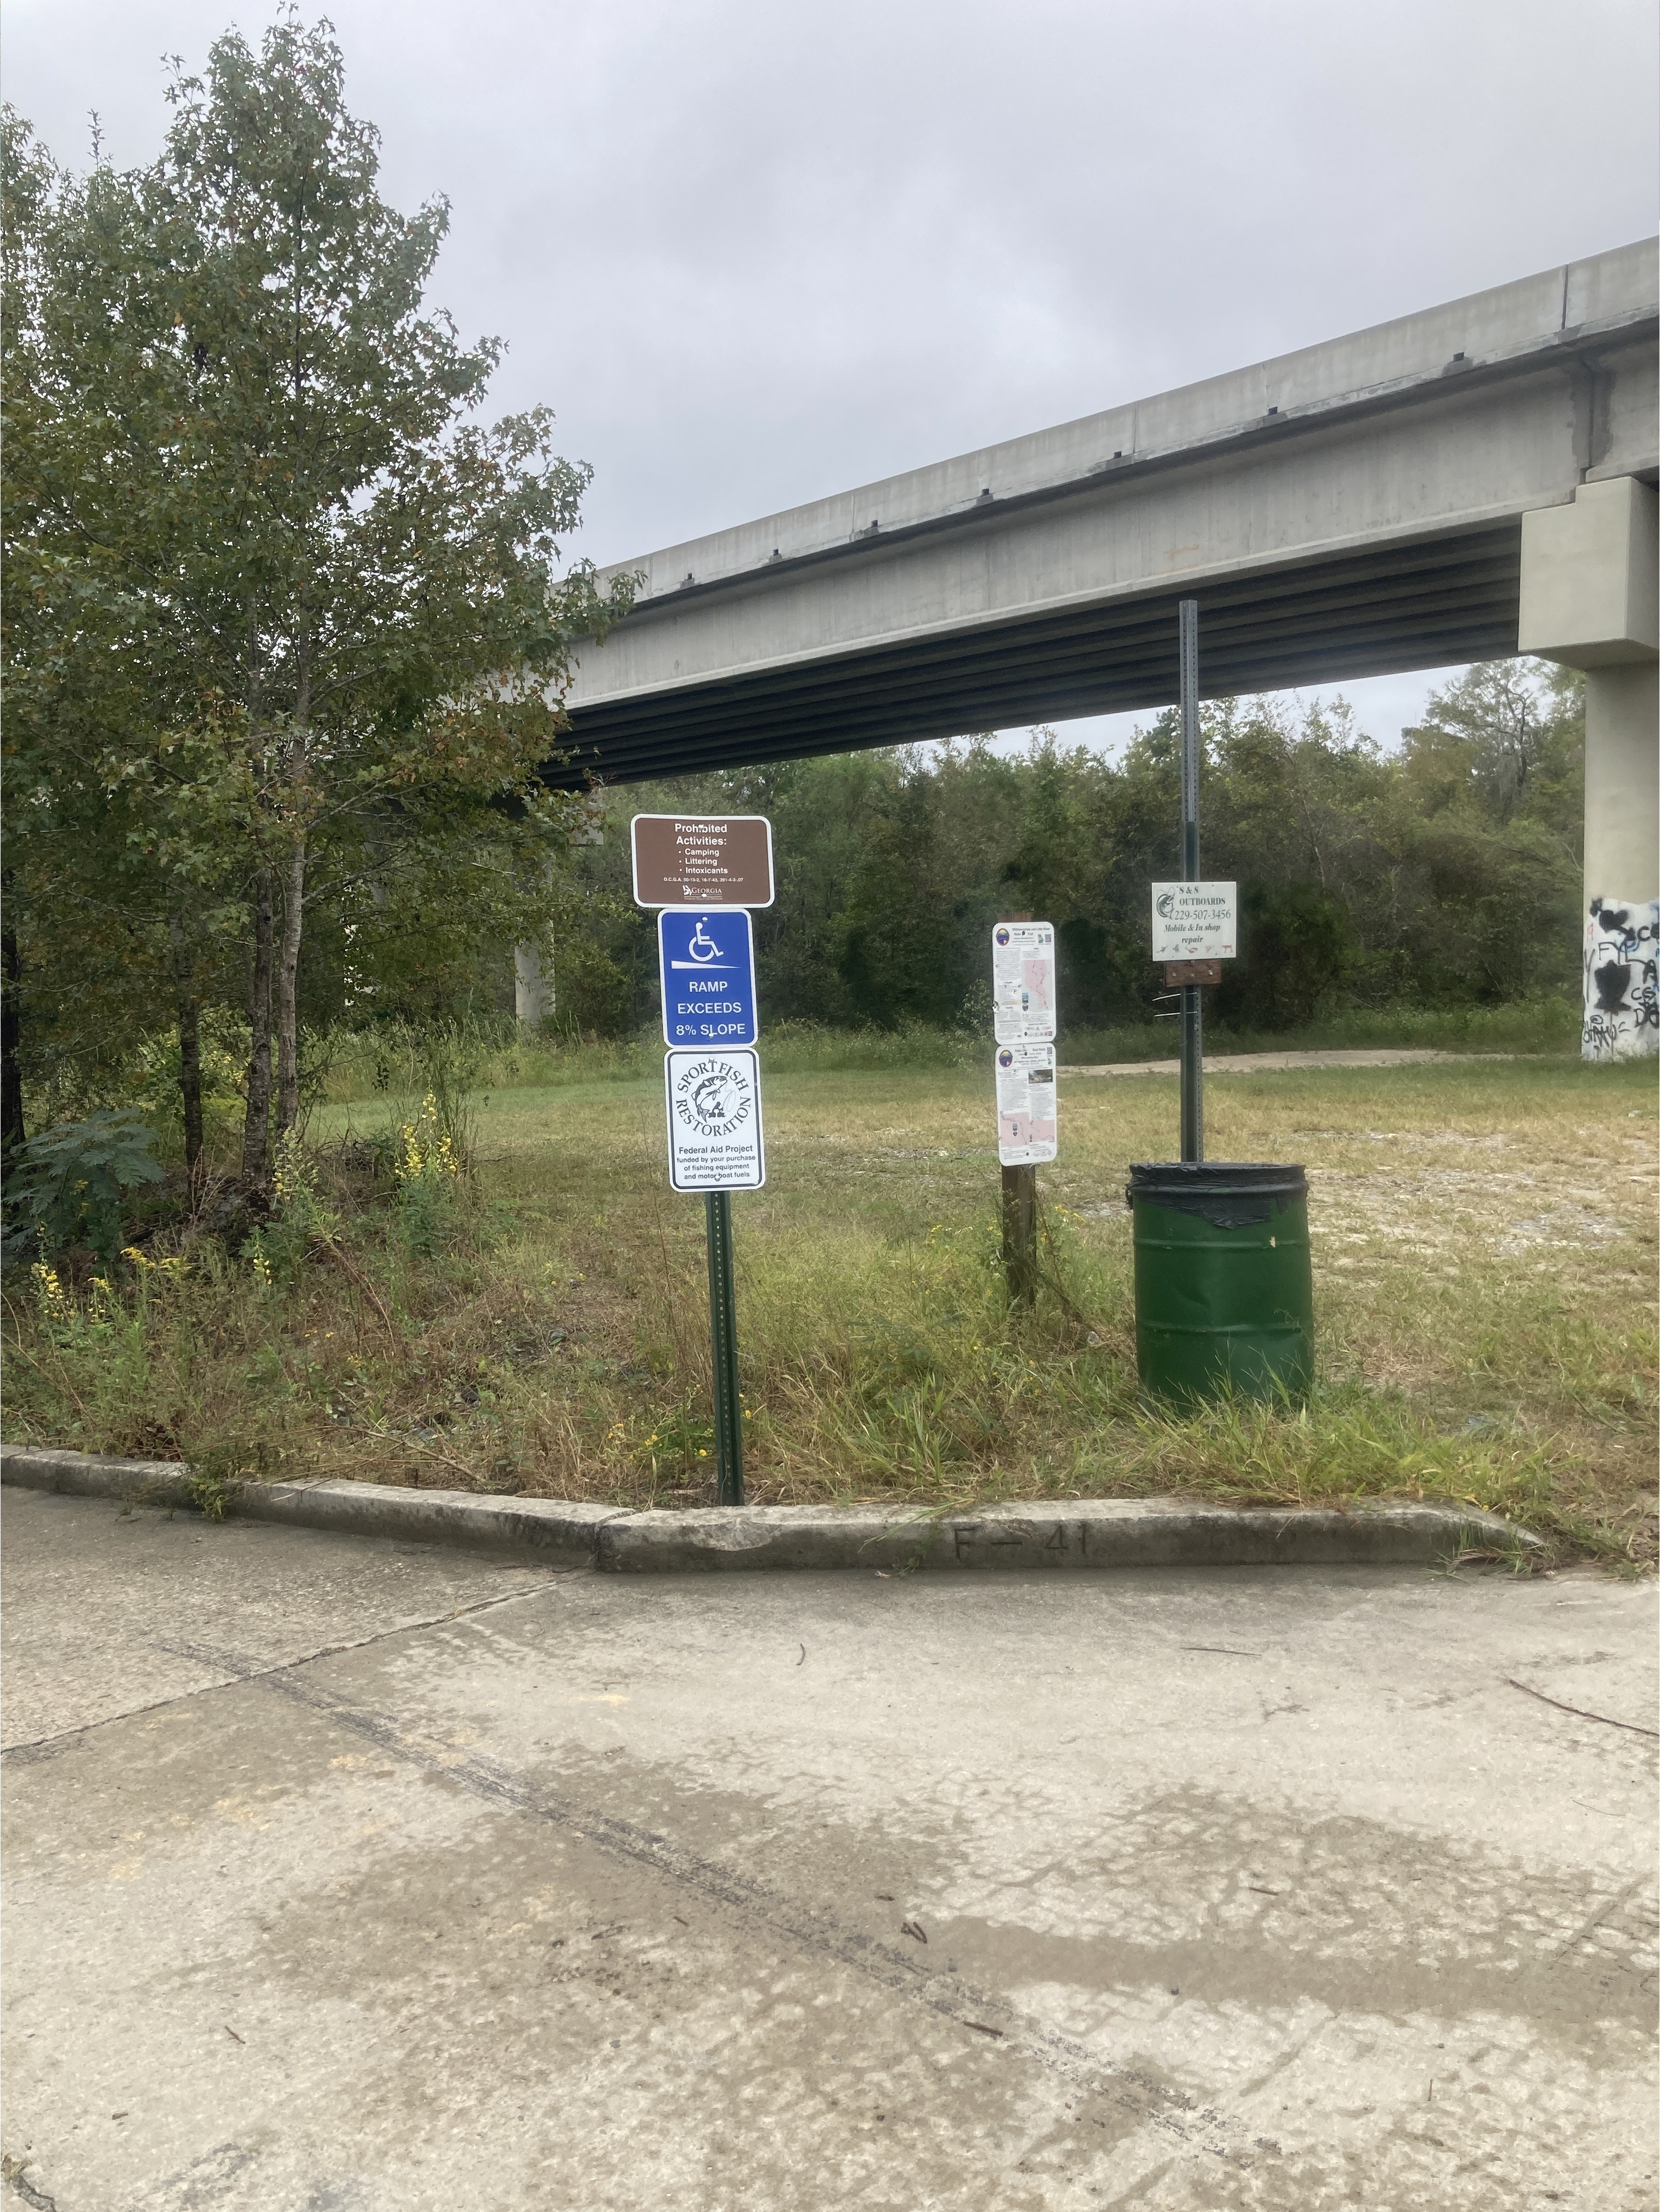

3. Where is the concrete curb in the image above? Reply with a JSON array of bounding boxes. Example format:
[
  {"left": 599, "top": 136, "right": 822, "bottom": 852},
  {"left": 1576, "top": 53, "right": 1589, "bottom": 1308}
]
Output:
[
  {"left": 0, "top": 1448, "right": 616, "bottom": 1567},
  {"left": 1, "top": 1444, "right": 1540, "bottom": 1573}
]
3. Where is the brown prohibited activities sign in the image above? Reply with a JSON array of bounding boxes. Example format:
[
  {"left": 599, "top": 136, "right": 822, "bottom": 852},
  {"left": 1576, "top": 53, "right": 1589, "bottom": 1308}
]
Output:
[{"left": 631, "top": 814, "right": 774, "bottom": 909}]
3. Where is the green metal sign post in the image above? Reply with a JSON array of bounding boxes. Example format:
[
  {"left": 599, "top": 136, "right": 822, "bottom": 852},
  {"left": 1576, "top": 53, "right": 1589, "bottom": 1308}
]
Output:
[
  {"left": 637, "top": 816, "right": 775, "bottom": 1512},
  {"left": 704, "top": 1189, "right": 744, "bottom": 1504}
]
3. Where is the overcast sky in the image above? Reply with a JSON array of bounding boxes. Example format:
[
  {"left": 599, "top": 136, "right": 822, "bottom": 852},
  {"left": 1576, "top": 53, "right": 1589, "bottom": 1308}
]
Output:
[{"left": 8, "top": 0, "right": 1656, "bottom": 753}]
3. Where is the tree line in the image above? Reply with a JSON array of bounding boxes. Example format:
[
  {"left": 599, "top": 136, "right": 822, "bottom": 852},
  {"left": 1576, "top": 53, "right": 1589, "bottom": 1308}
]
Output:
[{"left": 544, "top": 663, "right": 1584, "bottom": 1043}]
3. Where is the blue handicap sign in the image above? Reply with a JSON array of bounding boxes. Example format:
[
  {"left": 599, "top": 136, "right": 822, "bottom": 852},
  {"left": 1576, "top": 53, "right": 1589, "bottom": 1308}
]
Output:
[{"left": 658, "top": 907, "right": 759, "bottom": 1047}]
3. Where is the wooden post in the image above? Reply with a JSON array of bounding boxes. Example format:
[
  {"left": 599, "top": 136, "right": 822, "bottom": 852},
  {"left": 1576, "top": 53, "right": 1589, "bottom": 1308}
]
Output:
[
  {"left": 999, "top": 910, "right": 1038, "bottom": 1306},
  {"left": 1001, "top": 1159, "right": 1037, "bottom": 1306}
]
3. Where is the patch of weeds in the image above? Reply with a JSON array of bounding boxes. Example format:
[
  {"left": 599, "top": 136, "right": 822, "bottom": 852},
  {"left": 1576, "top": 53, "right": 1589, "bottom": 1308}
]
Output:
[
  {"left": 244, "top": 1132, "right": 340, "bottom": 1284},
  {"left": 183, "top": 1442, "right": 273, "bottom": 1520},
  {"left": 4, "top": 1109, "right": 166, "bottom": 1267},
  {"left": 640, "top": 1404, "right": 719, "bottom": 1486},
  {"left": 392, "top": 1095, "right": 466, "bottom": 1256}
]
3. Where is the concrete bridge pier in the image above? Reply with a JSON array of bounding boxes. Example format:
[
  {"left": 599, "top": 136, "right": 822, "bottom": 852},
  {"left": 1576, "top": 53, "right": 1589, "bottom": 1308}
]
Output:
[
  {"left": 513, "top": 940, "right": 552, "bottom": 1028},
  {"left": 514, "top": 802, "right": 607, "bottom": 1028},
  {"left": 1520, "top": 476, "right": 1659, "bottom": 1059},
  {"left": 513, "top": 852, "right": 557, "bottom": 1028}
]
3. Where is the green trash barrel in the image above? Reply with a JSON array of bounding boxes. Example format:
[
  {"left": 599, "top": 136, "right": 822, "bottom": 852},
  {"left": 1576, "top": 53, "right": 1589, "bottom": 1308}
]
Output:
[{"left": 1126, "top": 1162, "right": 1314, "bottom": 1404}]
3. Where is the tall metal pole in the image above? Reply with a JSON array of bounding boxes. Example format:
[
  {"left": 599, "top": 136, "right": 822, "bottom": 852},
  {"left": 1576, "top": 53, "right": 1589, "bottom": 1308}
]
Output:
[
  {"left": 1178, "top": 599, "right": 1204, "bottom": 1164},
  {"left": 704, "top": 1190, "right": 744, "bottom": 1503}
]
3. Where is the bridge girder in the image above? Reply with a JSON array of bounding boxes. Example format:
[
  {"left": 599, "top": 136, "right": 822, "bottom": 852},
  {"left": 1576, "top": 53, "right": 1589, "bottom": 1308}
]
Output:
[{"left": 552, "top": 241, "right": 1657, "bottom": 787}]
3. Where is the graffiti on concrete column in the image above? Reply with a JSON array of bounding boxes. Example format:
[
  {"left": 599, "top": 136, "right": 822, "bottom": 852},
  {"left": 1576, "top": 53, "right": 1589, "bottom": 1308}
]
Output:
[{"left": 1582, "top": 898, "right": 1659, "bottom": 1060}]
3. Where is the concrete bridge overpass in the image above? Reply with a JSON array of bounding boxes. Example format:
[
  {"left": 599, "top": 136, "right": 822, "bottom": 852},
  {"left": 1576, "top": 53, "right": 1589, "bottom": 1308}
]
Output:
[{"left": 547, "top": 239, "right": 1658, "bottom": 1053}]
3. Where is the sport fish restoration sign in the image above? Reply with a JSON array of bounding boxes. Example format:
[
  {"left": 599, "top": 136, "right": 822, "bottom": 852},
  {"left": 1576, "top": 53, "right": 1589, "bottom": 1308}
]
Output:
[
  {"left": 664, "top": 1050, "right": 766, "bottom": 1191},
  {"left": 996, "top": 1042, "right": 1057, "bottom": 1165},
  {"left": 991, "top": 921, "right": 1057, "bottom": 1043},
  {"left": 1150, "top": 881, "right": 1237, "bottom": 961},
  {"left": 632, "top": 815, "right": 775, "bottom": 909},
  {"left": 658, "top": 909, "right": 758, "bottom": 1047}
]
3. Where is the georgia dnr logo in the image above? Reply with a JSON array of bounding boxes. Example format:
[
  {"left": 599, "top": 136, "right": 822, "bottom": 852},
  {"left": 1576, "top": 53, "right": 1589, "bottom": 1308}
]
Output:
[
  {"left": 1155, "top": 890, "right": 1178, "bottom": 918},
  {"left": 673, "top": 1059, "right": 753, "bottom": 1136}
]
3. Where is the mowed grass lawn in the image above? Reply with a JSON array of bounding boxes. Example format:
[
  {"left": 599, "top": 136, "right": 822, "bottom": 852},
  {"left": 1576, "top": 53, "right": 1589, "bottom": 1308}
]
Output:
[{"left": 8, "top": 1053, "right": 1656, "bottom": 1566}]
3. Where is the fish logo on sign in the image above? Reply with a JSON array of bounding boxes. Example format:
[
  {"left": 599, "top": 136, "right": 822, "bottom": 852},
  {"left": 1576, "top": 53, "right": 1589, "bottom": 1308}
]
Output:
[{"left": 684, "top": 1068, "right": 746, "bottom": 1133}]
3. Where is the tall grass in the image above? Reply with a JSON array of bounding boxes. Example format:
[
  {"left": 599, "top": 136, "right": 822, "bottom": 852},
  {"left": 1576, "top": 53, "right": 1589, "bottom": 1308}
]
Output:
[
  {"left": 319, "top": 994, "right": 1580, "bottom": 1109},
  {"left": 4, "top": 1052, "right": 1651, "bottom": 1568},
  {"left": 1061, "top": 994, "right": 1580, "bottom": 1066},
  {"left": 320, "top": 1017, "right": 984, "bottom": 1103}
]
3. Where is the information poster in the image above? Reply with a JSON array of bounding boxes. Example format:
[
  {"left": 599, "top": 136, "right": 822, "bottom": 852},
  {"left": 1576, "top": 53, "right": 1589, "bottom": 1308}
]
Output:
[
  {"left": 996, "top": 1042, "right": 1058, "bottom": 1165},
  {"left": 1150, "top": 881, "right": 1237, "bottom": 960},
  {"left": 663, "top": 1049, "right": 766, "bottom": 1190},
  {"left": 991, "top": 921, "right": 1057, "bottom": 1043}
]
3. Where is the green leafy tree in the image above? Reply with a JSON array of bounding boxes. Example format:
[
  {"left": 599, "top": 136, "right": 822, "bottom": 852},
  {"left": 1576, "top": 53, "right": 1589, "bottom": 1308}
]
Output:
[
  {"left": 1399, "top": 660, "right": 1584, "bottom": 830},
  {"left": 2, "top": 20, "right": 629, "bottom": 1180}
]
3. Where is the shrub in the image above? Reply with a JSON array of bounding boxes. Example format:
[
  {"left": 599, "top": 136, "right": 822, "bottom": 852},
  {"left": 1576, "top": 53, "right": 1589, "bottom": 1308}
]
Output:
[{"left": 4, "top": 1110, "right": 166, "bottom": 1265}]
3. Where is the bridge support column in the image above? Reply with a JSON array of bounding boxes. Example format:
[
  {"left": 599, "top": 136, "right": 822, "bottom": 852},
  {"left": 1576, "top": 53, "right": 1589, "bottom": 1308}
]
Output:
[
  {"left": 1519, "top": 476, "right": 1659, "bottom": 1059},
  {"left": 514, "top": 940, "right": 551, "bottom": 1028}
]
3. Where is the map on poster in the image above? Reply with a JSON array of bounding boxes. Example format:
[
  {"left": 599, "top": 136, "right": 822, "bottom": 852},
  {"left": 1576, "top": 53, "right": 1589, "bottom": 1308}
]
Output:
[
  {"left": 663, "top": 1049, "right": 766, "bottom": 1190},
  {"left": 991, "top": 921, "right": 1057, "bottom": 1042},
  {"left": 1150, "top": 881, "right": 1237, "bottom": 960},
  {"left": 996, "top": 1042, "right": 1058, "bottom": 1165}
]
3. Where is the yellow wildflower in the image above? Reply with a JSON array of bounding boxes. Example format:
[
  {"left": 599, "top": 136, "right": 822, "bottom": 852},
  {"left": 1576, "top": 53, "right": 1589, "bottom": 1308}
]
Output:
[{"left": 31, "top": 1260, "right": 70, "bottom": 1324}]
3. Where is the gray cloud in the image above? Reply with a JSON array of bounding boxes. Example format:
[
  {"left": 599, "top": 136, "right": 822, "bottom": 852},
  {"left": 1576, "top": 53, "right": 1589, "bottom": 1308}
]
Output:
[{"left": 7, "top": 0, "right": 1655, "bottom": 742}]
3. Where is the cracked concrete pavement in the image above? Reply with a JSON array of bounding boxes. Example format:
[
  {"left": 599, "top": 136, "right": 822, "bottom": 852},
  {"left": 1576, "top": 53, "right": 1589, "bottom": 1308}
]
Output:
[{"left": 2, "top": 1483, "right": 1655, "bottom": 2210}]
